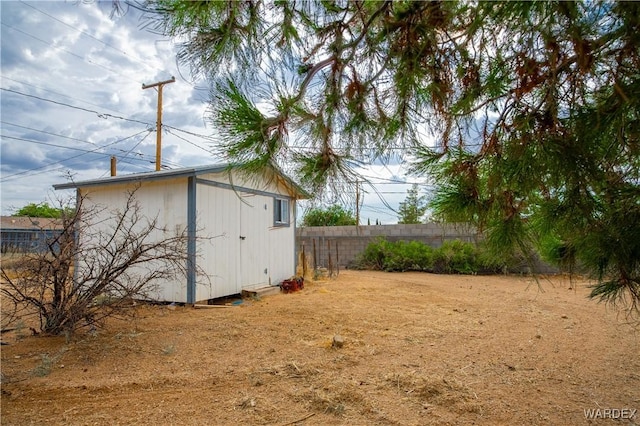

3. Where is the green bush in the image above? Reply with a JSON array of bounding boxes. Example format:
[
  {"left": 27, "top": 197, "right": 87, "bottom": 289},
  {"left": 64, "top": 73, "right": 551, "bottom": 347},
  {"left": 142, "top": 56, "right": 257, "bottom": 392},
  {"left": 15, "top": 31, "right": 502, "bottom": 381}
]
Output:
[
  {"left": 352, "top": 237, "right": 390, "bottom": 270},
  {"left": 382, "top": 240, "right": 433, "bottom": 272},
  {"left": 352, "top": 238, "right": 508, "bottom": 274},
  {"left": 433, "top": 240, "right": 476, "bottom": 274},
  {"left": 302, "top": 205, "right": 357, "bottom": 226},
  {"left": 352, "top": 238, "right": 433, "bottom": 272}
]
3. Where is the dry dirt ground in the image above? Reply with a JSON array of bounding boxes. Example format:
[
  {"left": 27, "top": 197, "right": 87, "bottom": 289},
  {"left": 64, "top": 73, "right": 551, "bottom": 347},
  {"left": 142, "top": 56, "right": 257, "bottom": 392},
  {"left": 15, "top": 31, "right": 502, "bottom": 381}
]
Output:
[{"left": 1, "top": 271, "right": 639, "bottom": 425}]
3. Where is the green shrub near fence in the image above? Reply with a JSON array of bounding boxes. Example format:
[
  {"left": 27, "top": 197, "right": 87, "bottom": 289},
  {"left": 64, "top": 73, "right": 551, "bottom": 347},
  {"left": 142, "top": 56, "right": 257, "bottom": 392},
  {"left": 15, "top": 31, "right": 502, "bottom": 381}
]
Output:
[
  {"left": 432, "top": 240, "right": 476, "bottom": 274},
  {"left": 383, "top": 240, "right": 434, "bottom": 272},
  {"left": 352, "top": 238, "right": 507, "bottom": 274}
]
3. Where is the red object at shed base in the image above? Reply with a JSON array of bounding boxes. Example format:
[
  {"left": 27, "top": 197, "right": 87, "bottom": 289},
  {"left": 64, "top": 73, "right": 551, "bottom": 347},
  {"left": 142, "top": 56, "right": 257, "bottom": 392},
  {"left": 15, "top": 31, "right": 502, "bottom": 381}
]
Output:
[{"left": 280, "top": 277, "right": 304, "bottom": 293}]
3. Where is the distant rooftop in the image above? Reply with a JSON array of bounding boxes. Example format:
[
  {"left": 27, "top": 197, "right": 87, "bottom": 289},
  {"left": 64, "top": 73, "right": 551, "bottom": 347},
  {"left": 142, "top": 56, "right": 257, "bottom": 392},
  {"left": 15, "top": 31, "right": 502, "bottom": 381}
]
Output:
[{"left": 0, "top": 216, "right": 63, "bottom": 230}]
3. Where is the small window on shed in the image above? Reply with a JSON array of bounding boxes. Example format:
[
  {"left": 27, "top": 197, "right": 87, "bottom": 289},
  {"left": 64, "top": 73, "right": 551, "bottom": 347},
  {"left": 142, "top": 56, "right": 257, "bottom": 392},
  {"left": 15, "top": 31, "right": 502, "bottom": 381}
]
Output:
[{"left": 274, "top": 198, "right": 290, "bottom": 226}]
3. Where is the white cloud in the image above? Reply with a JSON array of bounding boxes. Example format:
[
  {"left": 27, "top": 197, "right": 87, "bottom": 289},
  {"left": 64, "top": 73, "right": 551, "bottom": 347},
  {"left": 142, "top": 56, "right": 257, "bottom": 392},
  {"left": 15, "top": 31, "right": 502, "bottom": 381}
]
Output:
[{"left": 0, "top": 1, "right": 215, "bottom": 214}]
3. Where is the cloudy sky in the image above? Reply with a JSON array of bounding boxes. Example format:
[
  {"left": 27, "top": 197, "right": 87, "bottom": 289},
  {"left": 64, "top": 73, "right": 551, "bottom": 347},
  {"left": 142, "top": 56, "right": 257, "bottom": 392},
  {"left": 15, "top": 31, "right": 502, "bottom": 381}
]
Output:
[{"left": 1, "top": 1, "right": 424, "bottom": 223}]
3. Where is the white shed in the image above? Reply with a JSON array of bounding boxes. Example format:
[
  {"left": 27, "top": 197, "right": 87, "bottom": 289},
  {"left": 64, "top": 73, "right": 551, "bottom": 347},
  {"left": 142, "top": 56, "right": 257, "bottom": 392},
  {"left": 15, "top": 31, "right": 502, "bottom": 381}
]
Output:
[{"left": 54, "top": 164, "right": 309, "bottom": 303}]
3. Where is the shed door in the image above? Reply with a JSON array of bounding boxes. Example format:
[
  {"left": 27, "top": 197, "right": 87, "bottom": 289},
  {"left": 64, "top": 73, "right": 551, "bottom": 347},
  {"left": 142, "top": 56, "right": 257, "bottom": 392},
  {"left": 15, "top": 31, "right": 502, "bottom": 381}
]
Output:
[{"left": 239, "top": 195, "right": 271, "bottom": 288}]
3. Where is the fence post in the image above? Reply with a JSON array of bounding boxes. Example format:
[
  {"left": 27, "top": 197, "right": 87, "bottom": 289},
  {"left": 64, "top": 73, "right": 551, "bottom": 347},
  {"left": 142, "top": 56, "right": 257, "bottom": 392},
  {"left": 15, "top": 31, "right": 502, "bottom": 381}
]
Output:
[
  {"left": 301, "top": 243, "right": 307, "bottom": 278},
  {"left": 336, "top": 241, "right": 340, "bottom": 276},
  {"left": 313, "top": 239, "right": 317, "bottom": 273},
  {"left": 327, "top": 239, "right": 333, "bottom": 277}
]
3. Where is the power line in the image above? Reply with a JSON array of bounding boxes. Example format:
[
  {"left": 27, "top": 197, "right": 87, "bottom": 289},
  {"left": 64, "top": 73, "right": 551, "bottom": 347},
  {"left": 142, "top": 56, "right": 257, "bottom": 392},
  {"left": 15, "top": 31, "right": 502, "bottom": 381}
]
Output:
[
  {"left": 116, "top": 129, "right": 152, "bottom": 167},
  {"left": 360, "top": 206, "right": 398, "bottom": 218},
  {"left": 0, "top": 130, "right": 151, "bottom": 182},
  {"left": 1, "top": 87, "right": 153, "bottom": 127},
  {"left": 0, "top": 156, "right": 151, "bottom": 185},
  {"left": 1, "top": 121, "right": 102, "bottom": 148},
  {"left": 370, "top": 191, "right": 428, "bottom": 194},
  {"left": 0, "top": 21, "right": 131, "bottom": 82},
  {"left": 0, "top": 132, "right": 168, "bottom": 172},
  {"left": 165, "top": 128, "right": 214, "bottom": 155},
  {"left": 1, "top": 121, "right": 184, "bottom": 171},
  {"left": 0, "top": 148, "right": 146, "bottom": 183},
  {"left": 2, "top": 76, "right": 140, "bottom": 118},
  {"left": 1, "top": 88, "right": 215, "bottom": 154},
  {"left": 1, "top": 135, "right": 109, "bottom": 153},
  {"left": 16, "top": 0, "right": 214, "bottom": 95},
  {"left": 9, "top": 1, "right": 210, "bottom": 102},
  {"left": 18, "top": 0, "right": 163, "bottom": 78},
  {"left": 0, "top": 128, "right": 185, "bottom": 182},
  {"left": 163, "top": 124, "right": 216, "bottom": 142}
]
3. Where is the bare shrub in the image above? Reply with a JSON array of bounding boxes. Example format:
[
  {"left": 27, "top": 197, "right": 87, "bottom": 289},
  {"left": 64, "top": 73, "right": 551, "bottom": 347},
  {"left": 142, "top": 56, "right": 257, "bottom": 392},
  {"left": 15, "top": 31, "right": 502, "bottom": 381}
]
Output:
[{"left": 1, "top": 189, "right": 195, "bottom": 337}]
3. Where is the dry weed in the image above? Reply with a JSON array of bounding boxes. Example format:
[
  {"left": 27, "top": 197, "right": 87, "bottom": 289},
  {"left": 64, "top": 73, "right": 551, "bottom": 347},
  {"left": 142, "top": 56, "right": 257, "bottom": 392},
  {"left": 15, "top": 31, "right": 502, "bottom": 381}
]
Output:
[{"left": 382, "top": 371, "right": 482, "bottom": 414}]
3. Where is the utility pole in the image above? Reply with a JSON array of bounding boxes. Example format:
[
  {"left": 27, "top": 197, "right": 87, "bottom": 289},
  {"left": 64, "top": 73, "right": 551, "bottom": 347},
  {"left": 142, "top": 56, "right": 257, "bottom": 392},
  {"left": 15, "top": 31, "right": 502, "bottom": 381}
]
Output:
[
  {"left": 142, "top": 76, "right": 175, "bottom": 171},
  {"left": 355, "top": 180, "right": 360, "bottom": 226}
]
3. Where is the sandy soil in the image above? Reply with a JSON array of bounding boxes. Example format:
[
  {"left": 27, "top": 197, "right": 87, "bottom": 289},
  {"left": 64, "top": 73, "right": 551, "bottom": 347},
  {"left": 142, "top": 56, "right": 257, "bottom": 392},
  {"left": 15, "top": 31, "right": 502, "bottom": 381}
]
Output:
[{"left": 1, "top": 271, "right": 639, "bottom": 425}]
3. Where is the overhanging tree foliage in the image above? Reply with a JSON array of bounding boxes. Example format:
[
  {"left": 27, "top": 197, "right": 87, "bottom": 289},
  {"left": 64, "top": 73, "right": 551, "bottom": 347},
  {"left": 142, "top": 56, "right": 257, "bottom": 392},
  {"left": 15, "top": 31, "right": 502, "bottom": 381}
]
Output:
[{"left": 137, "top": 1, "right": 640, "bottom": 316}]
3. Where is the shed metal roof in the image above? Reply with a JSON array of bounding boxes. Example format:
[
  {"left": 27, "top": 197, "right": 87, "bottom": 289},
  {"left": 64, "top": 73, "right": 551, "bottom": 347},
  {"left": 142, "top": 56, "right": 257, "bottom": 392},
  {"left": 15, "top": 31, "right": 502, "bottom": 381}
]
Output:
[{"left": 53, "top": 163, "right": 311, "bottom": 199}]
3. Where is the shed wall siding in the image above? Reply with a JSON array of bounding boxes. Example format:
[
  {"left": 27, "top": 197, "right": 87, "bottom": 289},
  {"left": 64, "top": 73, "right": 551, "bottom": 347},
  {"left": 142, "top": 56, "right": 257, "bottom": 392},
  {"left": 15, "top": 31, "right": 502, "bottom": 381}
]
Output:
[
  {"left": 195, "top": 184, "right": 241, "bottom": 300},
  {"left": 80, "top": 179, "right": 188, "bottom": 302},
  {"left": 73, "top": 168, "right": 299, "bottom": 303},
  {"left": 194, "top": 173, "right": 296, "bottom": 301},
  {"left": 197, "top": 171, "right": 294, "bottom": 198},
  {"left": 239, "top": 193, "right": 272, "bottom": 288}
]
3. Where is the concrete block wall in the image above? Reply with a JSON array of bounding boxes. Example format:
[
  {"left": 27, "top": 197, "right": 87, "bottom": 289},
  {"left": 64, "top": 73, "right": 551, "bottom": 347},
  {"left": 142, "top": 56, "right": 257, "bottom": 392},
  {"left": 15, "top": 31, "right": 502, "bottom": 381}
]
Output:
[{"left": 296, "top": 223, "right": 478, "bottom": 269}]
